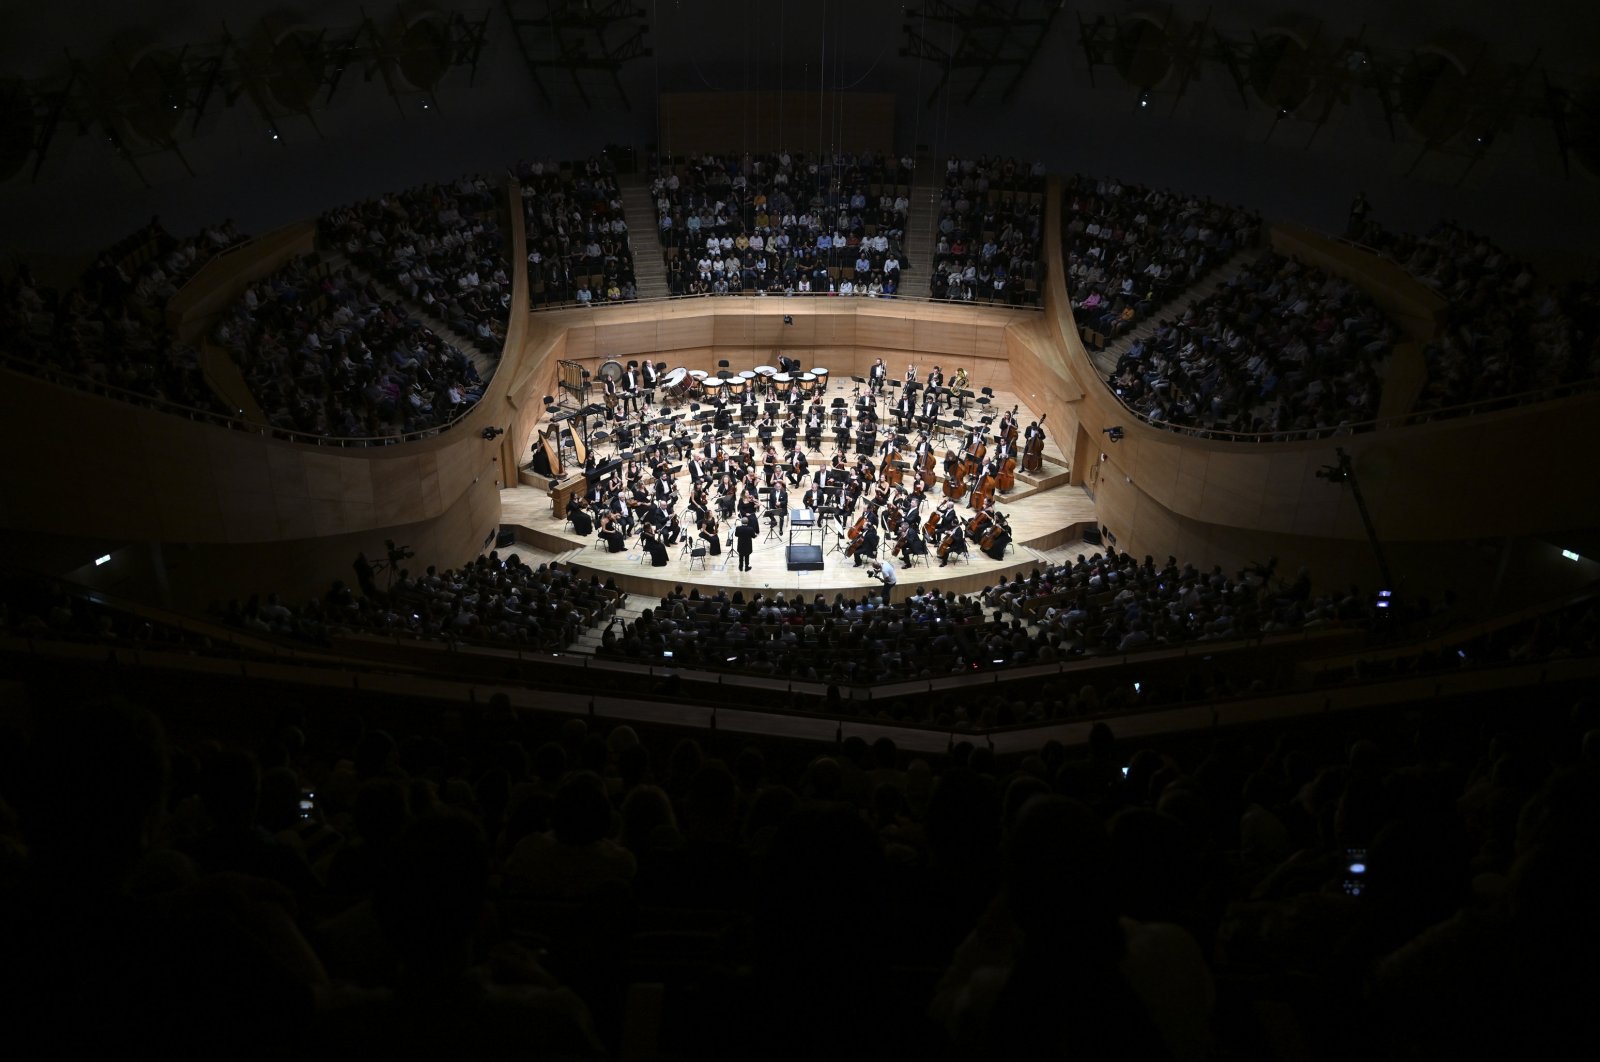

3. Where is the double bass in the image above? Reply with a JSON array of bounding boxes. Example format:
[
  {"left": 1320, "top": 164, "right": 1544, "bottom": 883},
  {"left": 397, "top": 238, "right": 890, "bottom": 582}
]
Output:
[
  {"left": 997, "top": 454, "right": 1018, "bottom": 493},
  {"left": 918, "top": 450, "right": 939, "bottom": 490},
  {"left": 882, "top": 443, "right": 905, "bottom": 487},
  {"left": 1023, "top": 414, "right": 1048, "bottom": 473}
]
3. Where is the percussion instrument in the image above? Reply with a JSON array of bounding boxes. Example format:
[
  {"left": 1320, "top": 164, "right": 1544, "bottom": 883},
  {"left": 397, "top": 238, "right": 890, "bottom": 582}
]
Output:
[
  {"left": 797, "top": 372, "right": 818, "bottom": 394},
  {"left": 773, "top": 372, "right": 794, "bottom": 396},
  {"left": 663, "top": 367, "right": 691, "bottom": 399},
  {"left": 726, "top": 376, "right": 748, "bottom": 397},
  {"left": 689, "top": 369, "right": 708, "bottom": 398},
  {"left": 809, "top": 368, "right": 829, "bottom": 393},
  {"left": 754, "top": 365, "right": 778, "bottom": 378},
  {"left": 701, "top": 378, "right": 728, "bottom": 400},
  {"left": 598, "top": 359, "right": 624, "bottom": 383}
]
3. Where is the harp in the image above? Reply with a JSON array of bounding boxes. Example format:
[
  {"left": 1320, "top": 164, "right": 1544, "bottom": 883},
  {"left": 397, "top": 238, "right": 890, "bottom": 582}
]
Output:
[
  {"left": 536, "top": 428, "right": 563, "bottom": 478},
  {"left": 568, "top": 424, "right": 588, "bottom": 468}
]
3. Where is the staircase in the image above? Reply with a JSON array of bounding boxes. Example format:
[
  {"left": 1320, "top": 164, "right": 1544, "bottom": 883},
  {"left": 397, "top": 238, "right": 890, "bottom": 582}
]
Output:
[
  {"left": 618, "top": 174, "right": 671, "bottom": 300},
  {"left": 898, "top": 158, "right": 942, "bottom": 298},
  {"left": 1081, "top": 246, "right": 1270, "bottom": 382},
  {"left": 326, "top": 252, "right": 500, "bottom": 384}
]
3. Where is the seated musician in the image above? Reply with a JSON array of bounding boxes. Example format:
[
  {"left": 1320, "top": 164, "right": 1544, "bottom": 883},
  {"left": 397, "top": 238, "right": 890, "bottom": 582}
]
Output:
[
  {"left": 687, "top": 488, "right": 710, "bottom": 525},
  {"left": 897, "top": 520, "right": 929, "bottom": 559},
  {"left": 713, "top": 398, "right": 733, "bottom": 431},
  {"left": 597, "top": 513, "right": 627, "bottom": 553},
  {"left": 770, "top": 484, "right": 789, "bottom": 530},
  {"left": 607, "top": 491, "right": 634, "bottom": 534},
  {"left": 567, "top": 495, "right": 594, "bottom": 536},
  {"left": 641, "top": 523, "right": 669, "bottom": 566},
  {"left": 981, "top": 515, "right": 1012, "bottom": 560},
  {"left": 781, "top": 415, "right": 799, "bottom": 450},
  {"left": 787, "top": 448, "right": 809, "bottom": 486},
  {"left": 937, "top": 525, "right": 967, "bottom": 567},
  {"left": 698, "top": 516, "right": 722, "bottom": 556},
  {"left": 850, "top": 522, "right": 880, "bottom": 567},
  {"left": 662, "top": 512, "right": 684, "bottom": 546}
]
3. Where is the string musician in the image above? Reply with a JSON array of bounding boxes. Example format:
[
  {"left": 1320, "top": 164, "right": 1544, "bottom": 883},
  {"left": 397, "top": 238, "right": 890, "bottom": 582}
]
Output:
[
  {"left": 869, "top": 357, "right": 887, "bottom": 394},
  {"left": 786, "top": 446, "right": 809, "bottom": 487},
  {"left": 566, "top": 494, "right": 594, "bottom": 536},
  {"left": 698, "top": 513, "right": 723, "bottom": 556},
  {"left": 936, "top": 522, "right": 967, "bottom": 567},
  {"left": 661, "top": 512, "right": 684, "bottom": 546},
  {"left": 979, "top": 511, "right": 1012, "bottom": 560},
  {"left": 597, "top": 511, "right": 627, "bottom": 553},
  {"left": 640, "top": 521, "right": 669, "bottom": 566}
]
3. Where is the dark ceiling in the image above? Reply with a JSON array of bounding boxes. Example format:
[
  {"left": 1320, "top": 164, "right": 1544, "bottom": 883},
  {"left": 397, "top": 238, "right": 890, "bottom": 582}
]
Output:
[{"left": 2, "top": 1, "right": 1597, "bottom": 269}]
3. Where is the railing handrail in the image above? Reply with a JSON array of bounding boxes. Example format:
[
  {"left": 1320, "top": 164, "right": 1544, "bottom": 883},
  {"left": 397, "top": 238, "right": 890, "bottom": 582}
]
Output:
[
  {"left": 528, "top": 289, "right": 1044, "bottom": 312},
  {"left": 1105, "top": 373, "right": 1600, "bottom": 444}
]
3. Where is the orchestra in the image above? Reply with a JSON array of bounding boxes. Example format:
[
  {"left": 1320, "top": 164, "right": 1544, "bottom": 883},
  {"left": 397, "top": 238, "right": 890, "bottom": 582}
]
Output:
[{"left": 543, "top": 359, "right": 1048, "bottom": 579}]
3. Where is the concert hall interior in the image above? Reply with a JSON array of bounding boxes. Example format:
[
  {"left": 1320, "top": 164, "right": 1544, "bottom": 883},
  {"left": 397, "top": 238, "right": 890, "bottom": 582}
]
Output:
[{"left": 2, "top": 1, "right": 1600, "bottom": 1059}]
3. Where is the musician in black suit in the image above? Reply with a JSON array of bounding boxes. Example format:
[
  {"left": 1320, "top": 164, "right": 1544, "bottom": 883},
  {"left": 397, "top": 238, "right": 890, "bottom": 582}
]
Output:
[
  {"left": 770, "top": 484, "right": 790, "bottom": 532},
  {"left": 734, "top": 516, "right": 758, "bottom": 571},
  {"left": 850, "top": 523, "right": 880, "bottom": 566},
  {"left": 920, "top": 392, "right": 939, "bottom": 426},
  {"left": 869, "top": 357, "right": 886, "bottom": 395},
  {"left": 621, "top": 363, "right": 642, "bottom": 413},
  {"left": 895, "top": 392, "right": 915, "bottom": 431},
  {"left": 641, "top": 361, "right": 659, "bottom": 403},
  {"left": 805, "top": 406, "right": 824, "bottom": 451}
]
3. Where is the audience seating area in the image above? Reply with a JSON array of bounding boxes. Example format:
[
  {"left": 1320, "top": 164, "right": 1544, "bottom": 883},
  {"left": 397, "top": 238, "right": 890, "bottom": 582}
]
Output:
[
  {"left": 588, "top": 549, "right": 1370, "bottom": 710},
  {"left": 213, "top": 257, "right": 485, "bottom": 438},
  {"left": 1348, "top": 217, "right": 1600, "bottom": 412},
  {"left": 929, "top": 155, "right": 1047, "bottom": 304},
  {"left": 1106, "top": 252, "right": 1395, "bottom": 436},
  {"left": 1061, "top": 174, "right": 1261, "bottom": 345},
  {"left": 2, "top": 564, "right": 1595, "bottom": 1059},
  {"left": 320, "top": 173, "right": 512, "bottom": 355},
  {"left": 1, "top": 218, "right": 246, "bottom": 414},
  {"left": 215, "top": 552, "right": 624, "bottom": 655},
  {"left": 516, "top": 156, "right": 637, "bottom": 307},
  {"left": 651, "top": 150, "right": 914, "bottom": 297}
]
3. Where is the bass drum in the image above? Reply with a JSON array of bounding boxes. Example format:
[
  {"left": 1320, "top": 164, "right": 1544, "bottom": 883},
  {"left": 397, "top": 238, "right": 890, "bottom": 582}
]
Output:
[{"left": 663, "top": 366, "right": 691, "bottom": 399}]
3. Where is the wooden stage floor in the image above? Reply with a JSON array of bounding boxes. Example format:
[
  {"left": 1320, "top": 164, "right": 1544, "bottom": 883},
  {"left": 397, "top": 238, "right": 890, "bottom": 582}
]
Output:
[{"left": 504, "top": 383, "right": 1097, "bottom": 600}]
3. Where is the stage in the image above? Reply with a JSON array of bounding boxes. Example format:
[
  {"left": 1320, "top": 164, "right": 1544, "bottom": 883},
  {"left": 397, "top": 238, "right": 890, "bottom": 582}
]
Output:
[{"left": 503, "top": 381, "right": 1097, "bottom": 600}]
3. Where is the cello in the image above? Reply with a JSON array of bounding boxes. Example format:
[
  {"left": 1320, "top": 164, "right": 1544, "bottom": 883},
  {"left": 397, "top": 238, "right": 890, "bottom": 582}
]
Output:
[
  {"left": 970, "top": 469, "right": 999, "bottom": 512},
  {"left": 943, "top": 449, "right": 967, "bottom": 499},
  {"left": 980, "top": 513, "right": 1009, "bottom": 556},
  {"left": 1023, "top": 414, "right": 1047, "bottom": 473}
]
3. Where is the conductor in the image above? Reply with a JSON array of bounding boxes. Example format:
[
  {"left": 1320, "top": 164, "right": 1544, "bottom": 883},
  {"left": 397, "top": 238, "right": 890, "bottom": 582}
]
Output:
[{"left": 735, "top": 516, "right": 758, "bottom": 572}]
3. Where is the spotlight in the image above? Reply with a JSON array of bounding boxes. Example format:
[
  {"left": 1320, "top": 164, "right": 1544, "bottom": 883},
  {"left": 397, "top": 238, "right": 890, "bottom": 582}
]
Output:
[
  {"left": 267, "top": 125, "right": 280, "bottom": 141},
  {"left": 1137, "top": 90, "right": 1151, "bottom": 109},
  {"left": 1102, "top": 426, "right": 1124, "bottom": 442},
  {"left": 782, "top": 314, "right": 794, "bottom": 325},
  {"left": 481, "top": 426, "right": 505, "bottom": 440},
  {"left": 1315, "top": 463, "right": 1349, "bottom": 482},
  {"left": 420, "top": 95, "right": 432, "bottom": 110}
]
